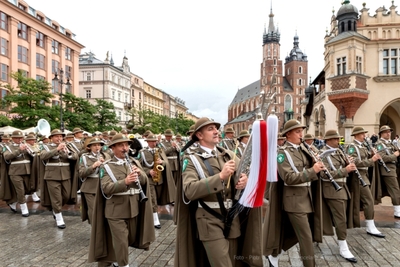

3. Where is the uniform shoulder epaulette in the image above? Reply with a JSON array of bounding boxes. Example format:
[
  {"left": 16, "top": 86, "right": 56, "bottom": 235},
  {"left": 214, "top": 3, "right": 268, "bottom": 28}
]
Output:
[{"left": 279, "top": 144, "right": 288, "bottom": 150}]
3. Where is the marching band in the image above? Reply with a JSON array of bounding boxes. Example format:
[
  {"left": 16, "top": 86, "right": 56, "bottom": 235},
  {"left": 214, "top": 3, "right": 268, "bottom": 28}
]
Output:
[{"left": 1, "top": 117, "right": 400, "bottom": 267}]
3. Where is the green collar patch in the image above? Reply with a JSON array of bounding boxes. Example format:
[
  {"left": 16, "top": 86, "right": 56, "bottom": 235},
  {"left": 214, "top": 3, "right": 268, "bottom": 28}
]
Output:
[
  {"left": 377, "top": 144, "right": 383, "bottom": 150},
  {"left": 136, "top": 153, "right": 141, "bottom": 160},
  {"left": 348, "top": 147, "right": 355, "bottom": 154},
  {"left": 182, "top": 158, "right": 188, "bottom": 172},
  {"left": 99, "top": 168, "right": 104, "bottom": 179},
  {"left": 277, "top": 153, "right": 285, "bottom": 164}
]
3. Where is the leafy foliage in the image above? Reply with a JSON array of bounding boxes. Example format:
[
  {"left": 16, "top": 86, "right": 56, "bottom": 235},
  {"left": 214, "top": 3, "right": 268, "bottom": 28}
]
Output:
[
  {"left": 3, "top": 72, "right": 54, "bottom": 128},
  {"left": 62, "top": 93, "right": 97, "bottom": 132},
  {"left": 130, "top": 107, "right": 194, "bottom": 135},
  {"left": 93, "top": 99, "right": 121, "bottom": 131}
]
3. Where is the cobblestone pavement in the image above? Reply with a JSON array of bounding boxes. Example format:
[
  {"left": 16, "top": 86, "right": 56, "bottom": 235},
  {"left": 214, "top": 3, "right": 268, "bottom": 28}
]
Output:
[{"left": 1, "top": 196, "right": 400, "bottom": 266}]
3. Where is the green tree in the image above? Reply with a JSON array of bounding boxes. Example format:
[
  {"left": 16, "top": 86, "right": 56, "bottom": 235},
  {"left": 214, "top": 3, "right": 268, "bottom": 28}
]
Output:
[
  {"left": 62, "top": 93, "right": 97, "bottom": 132},
  {"left": 0, "top": 115, "right": 11, "bottom": 127},
  {"left": 93, "top": 99, "right": 120, "bottom": 131},
  {"left": 129, "top": 107, "right": 194, "bottom": 136},
  {"left": 2, "top": 72, "right": 55, "bottom": 129}
]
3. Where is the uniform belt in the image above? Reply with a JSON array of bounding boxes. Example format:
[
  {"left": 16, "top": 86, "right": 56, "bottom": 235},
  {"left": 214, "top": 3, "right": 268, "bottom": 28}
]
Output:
[
  {"left": 198, "top": 199, "right": 233, "bottom": 209},
  {"left": 167, "top": 156, "right": 177, "bottom": 159},
  {"left": 321, "top": 177, "right": 347, "bottom": 182},
  {"left": 87, "top": 174, "right": 99, "bottom": 178},
  {"left": 358, "top": 167, "right": 368, "bottom": 170},
  {"left": 113, "top": 188, "right": 140, "bottom": 195},
  {"left": 46, "top": 162, "right": 70, "bottom": 166},
  {"left": 10, "top": 160, "right": 31, "bottom": 165},
  {"left": 284, "top": 181, "right": 311, "bottom": 187}
]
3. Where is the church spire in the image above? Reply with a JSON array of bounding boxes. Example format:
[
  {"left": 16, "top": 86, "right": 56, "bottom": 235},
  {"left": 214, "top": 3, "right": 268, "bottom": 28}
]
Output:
[{"left": 263, "top": 1, "right": 280, "bottom": 44}]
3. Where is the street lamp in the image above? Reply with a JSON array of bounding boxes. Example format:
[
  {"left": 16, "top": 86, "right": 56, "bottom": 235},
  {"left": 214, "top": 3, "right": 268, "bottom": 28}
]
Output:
[
  {"left": 175, "top": 112, "right": 178, "bottom": 134},
  {"left": 53, "top": 68, "right": 71, "bottom": 132}
]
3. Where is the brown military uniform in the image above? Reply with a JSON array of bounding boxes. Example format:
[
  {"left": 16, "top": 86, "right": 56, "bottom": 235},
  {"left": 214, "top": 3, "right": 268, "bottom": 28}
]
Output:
[
  {"left": 221, "top": 138, "right": 236, "bottom": 151},
  {"left": 347, "top": 140, "right": 375, "bottom": 221},
  {"left": 319, "top": 146, "right": 351, "bottom": 240},
  {"left": 182, "top": 146, "right": 251, "bottom": 267},
  {"left": 79, "top": 151, "right": 110, "bottom": 223},
  {"left": 160, "top": 140, "right": 179, "bottom": 183},
  {"left": 101, "top": 156, "right": 151, "bottom": 266},
  {"left": 140, "top": 147, "right": 175, "bottom": 212},
  {"left": 375, "top": 139, "right": 400, "bottom": 205},
  {"left": 276, "top": 142, "right": 320, "bottom": 267},
  {"left": 40, "top": 143, "right": 78, "bottom": 213},
  {"left": 3, "top": 142, "right": 32, "bottom": 204}
]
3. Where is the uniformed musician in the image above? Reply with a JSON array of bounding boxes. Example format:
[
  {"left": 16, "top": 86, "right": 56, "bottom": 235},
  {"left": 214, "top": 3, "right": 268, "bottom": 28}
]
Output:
[
  {"left": 139, "top": 134, "right": 175, "bottom": 229},
  {"left": 272, "top": 119, "right": 325, "bottom": 267},
  {"left": 277, "top": 132, "right": 286, "bottom": 147},
  {"left": 178, "top": 117, "right": 262, "bottom": 267},
  {"left": 24, "top": 134, "right": 40, "bottom": 203},
  {"left": 175, "top": 133, "right": 186, "bottom": 147},
  {"left": 375, "top": 125, "right": 400, "bottom": 218},
  {"left": 71, "top": 127, "right": 85, "bottom": 155},
  {"left": 40, "top": 129, "right": 79, "bottom": 229},
  {"left": 221, "top": 127, "right": 236, "bottom": 151},
  {"left": 236, "top": 130, "right": 250, "bottom": 158},
  {"left": 347, "top": 126, "right": 385, "bottom": 237},
  {"left": 320, "top": 129, "right": 357, "bottom": 263},
  {"left": 160, "top": 129, "right": 179, "bottom": 184},
  {"left": 2, "top": 130, "right": 34, "bottom": 217},
  {"left": 100, "top": 133, "right": 154, "bottom": 267},
  {"left": 303, "top": 133, "right": 319, "bottom": 154},
  {"left": 79, "top": 137, "right": 109, "bottom": 224}
]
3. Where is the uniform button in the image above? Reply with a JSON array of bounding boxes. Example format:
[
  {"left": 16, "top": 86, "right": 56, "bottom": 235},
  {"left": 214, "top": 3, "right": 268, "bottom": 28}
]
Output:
[{"left": 214, "top": 188, "right": 217, "bottom": 191}]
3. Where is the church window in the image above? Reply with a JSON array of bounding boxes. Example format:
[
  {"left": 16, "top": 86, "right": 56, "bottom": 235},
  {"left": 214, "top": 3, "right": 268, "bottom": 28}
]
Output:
[
  {"left": 284, "top": 95, "right": 292, "bottom": 111},
  {"left": 298, "top": 66, "right": 302, "bottom": 74}
]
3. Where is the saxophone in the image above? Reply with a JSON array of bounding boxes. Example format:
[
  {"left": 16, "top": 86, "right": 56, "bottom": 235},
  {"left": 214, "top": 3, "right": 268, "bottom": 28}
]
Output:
[{"left": 152, "top": 148, "right": 164, "bottom": 183}]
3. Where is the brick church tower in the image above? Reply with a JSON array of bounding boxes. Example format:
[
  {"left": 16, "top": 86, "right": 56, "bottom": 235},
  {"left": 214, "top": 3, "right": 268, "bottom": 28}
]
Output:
[
  {"left": 261, "top": 6, "right": 308, "bottom": 131},
  {"left": 226, "top": 3, "right": 308, "bottom": 133}
]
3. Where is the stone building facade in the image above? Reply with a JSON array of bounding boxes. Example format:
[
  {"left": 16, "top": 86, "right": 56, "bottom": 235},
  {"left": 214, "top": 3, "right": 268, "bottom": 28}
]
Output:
[{"left": 304, "top": 0, "right": 400, "bottom": 143}]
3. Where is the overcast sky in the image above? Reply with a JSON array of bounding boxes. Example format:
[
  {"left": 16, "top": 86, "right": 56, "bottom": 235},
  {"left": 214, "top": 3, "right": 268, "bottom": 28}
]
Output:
[{"left": 26, "top": 0, "right": 376, "bottom": 125}]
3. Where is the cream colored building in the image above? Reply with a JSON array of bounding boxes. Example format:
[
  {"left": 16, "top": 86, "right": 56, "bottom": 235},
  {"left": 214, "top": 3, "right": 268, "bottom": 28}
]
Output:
[
  {"left": 79, "top": 52, "right": 131, "bottom": 128},
  {"left": 143, "top": 81, "right": 164, "bottom": 115},
  {"left": 0, "top": 0, "right": 84, "bottom": 118},
  {"left": 304, "top": 1, "right": 400, "bottom": 142}
]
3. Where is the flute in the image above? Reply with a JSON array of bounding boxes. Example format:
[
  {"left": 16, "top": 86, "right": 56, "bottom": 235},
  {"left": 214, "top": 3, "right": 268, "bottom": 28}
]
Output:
[
  {"left": 125, "top": 153, "right": 148, "bottom": 202},
  {"left": 302, "top": 140, "right": 342, "bottom": 191}
]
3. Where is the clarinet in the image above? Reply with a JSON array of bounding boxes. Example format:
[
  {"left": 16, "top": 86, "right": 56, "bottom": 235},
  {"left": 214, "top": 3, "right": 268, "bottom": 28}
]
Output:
[
  {"left": 363, "top": 138, "right": 390, "bottom": 173},
  {"left": 302, "top": 141, "right": 342, "bottom": 191},
  {"left": 125, "top": 153, "right": 148, "bottom": 202},
  {"left": 338, "top": 145, "right": 367, "bottom": 187}
]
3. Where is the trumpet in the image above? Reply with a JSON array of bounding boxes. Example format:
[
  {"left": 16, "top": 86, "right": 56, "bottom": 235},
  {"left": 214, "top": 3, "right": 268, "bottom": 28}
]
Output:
[
  {"left": 66, "top": 141, "right": 80, "bottom": 154},
  {"left": 21, "top": 141, "right": 36, "bottom": 157},
  {"left": 60, "top": 142, "right": 74, "bottom": 158},
  {"left": 302, "top": 140, "right": 342, "bottom": 191},
  {"left": 338, "top": 145, "right": 367, "bottom": 187},
  {"left": 125, "top": 153, "right": 148, "bottom": 202}
]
